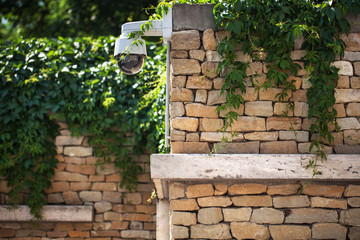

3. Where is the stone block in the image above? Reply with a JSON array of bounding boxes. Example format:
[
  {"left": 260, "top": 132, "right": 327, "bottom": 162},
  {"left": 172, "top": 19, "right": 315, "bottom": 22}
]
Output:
[
  {"left": 341, "top": 33, "right": 360, "bottom": 51},
  {"left": 231, "top": 222, "right": 270, "bottom": 240},
  {"left": 191, "top": 224, "right": 231, "bottom": 239},
  {"left": 267, "top": 184, "right": 300, "bottom": 195},
  {"left": 207, "top": 90, "right": 226, "bottom": 105},
  {"left": 302, "top": 184, "right": 344, "bottom": 198},
  {"left": 260, "top": 141, "right": 298, "bottom": 154},
  {"left": 334, "top": 144, "right": 360, "bottom": 153},
  {"left": 269, "top": 225, "right": 311, "bottom": 240},
  {"left": 334, "top": 103, "right": 346, "bottom": 117},
  {"left": 172, "top": 59, "right": 201, "bottom": 75},
  {"left": 311, "top": 197, "right": 347, "bottom": 209},
  {"left": 219, "top": 104, "right": 244, "bottom": 118},
  {"left": 348, "top": 197, "right": 360, "bottom": 207},
  {"left": 123, "top": 192, "right": 142, "bottom": 205},
  {"left": 171, "top": 102, "right": 185, "bottom": 118},
  {"left": 298, "top": 142, "right": 333, "bottom": 154},
  {"left": 201, "top": 61, "right": 219, "bottom": 78},
  {"left": 250, "top": 208, "right": 284, "bottom": 224},
  {"left": 203, "top": 29, "right": 217, "bottom": 51},
  {"left": 70, "top": 182, "right": 91, "bottom": 191},
  {"left": 214, "top": 141, "right": 260, "bottom": 154},
  {"left": 351, "top": 77, "right": 360, "bottom": 88},
  {"left": 216, "top": 30, "right": 231, "bottom": 42},
  {"left": 332, "top": 61, "right": 353, "bottom": 75},
  {"left": 68, "top": 231, "right": 90, "bottom": 237},
  {"left": 171, "top": 141, "right": 210, "bottom": 153},
  {"left": 223, "top": 208, "right": 252, "bottom": 222},
  {"left": 290, "top": 89, "right": 308, "bottom": 102},
  {"left": 171, "top": 130, "right": 186, "bottom": 141},
  {"left": 15, "top": 229, "right": 46, "bottom": 237},
  {"left": 64, "top": 156, "right": 86, "bottom": 164},
  {"left": 47, "top": 193, "right": 64, "bottom": 203},
  {"left": 120, "top": 230, "right": 151, "bottom": 239},
  {"left": 186, "top": 184, "right": 214, "bottom": 198},
  {"left": 290, "top": 50, "right": 306, "bottom": 60},
  {"left": 55, "top": 136, "right": 84, "bottom": 146},
  {"left": 64, "top": 147, "right": 93, "bottom": 157},
  {"left": 344, "top": 51, "right": 360, "bottom": 61},
  {"left": 236, "top": 51, "right": 252, "bottom": 62},
  {"left": 186, "top": 132, "right": 199, "bottom": 142},
  {"left": 199, "top": 118, "right": 223, "bottom": 132},
  {"left": 102, "top": 191, "right": 122, "bottom": 203},
  {"left": 244, "top": 132, "right": 278, "bottom": 141},
  {"left": 200, "top": 132, "right": 243, "bottom": 142},
  {"left": 337, "top": 75, "right": 350, "bottom": 88},
  {"left": 53, "top": 171, "right": 88, "bottom": 182},
  {"left": 170, "top": 50, "right": 188, "bottom": 59},
  {"left": 273, "top": 195, "right": 310, "bottom": 208},
  {"left": 214, "top": 183, "right": 228, "bottom": 196},
  {"left": 228, "top": 183, "right": 267, "bottom": 195},
  {"left": 66, "top": 163, "right": 96, "bottom": 175},
  {"left": 198, "top": 207, "right": 223, "bottom": 224},
  {"left": 94, "top": 201, "right": 112, "bottom": 213},
  {"left": 136, "top": 205, "right": 156, "bottom": 214},
  {"left": 185, "top": 103, "right": 218, "bottom": 118},
  {"left": 195, "top": 89, "right": 207, "bottom": 103},
  {"left": 171, "top": 88, "right": 194, "bottom": 102},
  {"left": 186, "top": 75, "right": 212, "bottom": 89},
  {"left": 312, "top": 223, "right": 347, "bottom": 240},
  {"left": 0, "top": 229, "right": 16, "bottom": 237},
  {"left": 235, "top": 87, "right": 259, "bottom": 101},
  {"left": 274, "top": 102, "right": 294, "bottom": 116},
  {"left": 337, "top": 117, "right": 360, "bottom": 130},
  {"left": 335, "top": 89, "right": 360, "bottom": 103},
  {"left": 285, "top": 208, "right": 338, "bottom": 223},
  {"left": 172, "top": 75, "right": 186, "bottom": 88},
  {"left": 302, "top": 76, "right": 312, "bottom": 89},
  {"left": 171, "top": 225, "right": 189, "bottom": 239},
  {"left": 247, "top": 62, "right": 263, "bottom": 75},
  {"left": 122, "top": 213, "right": 153, "bottom": 222},
  {"left": 171, "top": 30, "right": 200, "bottom": 50},
  {"left": 259, "top": 88, "right": 291, "bottom": 101},
  {"left": 355, "top": 61, "right": 360, "bottom": 75},
  {"left": 170, "top": 199, "right": 199, "bottom": 211},
  {"left": 294, "top": 102, "right": 308, "bottom": 117},
  {"left": 63, "top": 191, "right": 82, "bottom": 205},
  {"left": 267, "top": 117, "right": 302, "bottom": 131},
  {"left": 345, "top": 185, "right": 360, "bottom": 197},
  {"left": 172, "top": 117, "right": 198, "bottom": 132},
  {"left": 245, "top": 101, "right": 273, "bottom": 116},
  {"left": 213, "top": 77, "right": 225, "bottom": 89},
  {"left": 340, "top": 209, "right": 360, "bottom": 226},
  {"left": 349, "top": 227, "right": 360, "bottom": 240},
  {"left": 169, "top": 182, "right": 185, "bottom": 200},
  {"left": 190, "top": 49, "right": 205, "bottom": 61},
  {"left": 230, "top": 116, "right": 266, "bottom": 132},
  {"left": 171, "top": 212, "right": 196, "bottom": 226},
  {"left": 79, "top": 191, "right": 102, "bottom": 202},
  {"left": 197, "top": 196, "right": 232, "bottom": 207},
  {"left": 279, "top": 131, "right": 309, "bottom": 142},
  {"left": 206, "top": 50, "right": 221, "bottom": 62},
  {"left": 45, "top": 182, "right": 69, "bottom": 193},
  {"left": 347, "top": 103, "right": 360, "bottom": 116},
  {"left": 232, "top": 195, "right": 272, "bottom": 207}
]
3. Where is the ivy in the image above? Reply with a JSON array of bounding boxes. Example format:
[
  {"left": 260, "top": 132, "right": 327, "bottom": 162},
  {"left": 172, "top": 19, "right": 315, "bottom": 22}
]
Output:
[{"left": 0, "top": 37, "right": 166, "bottom": 218}]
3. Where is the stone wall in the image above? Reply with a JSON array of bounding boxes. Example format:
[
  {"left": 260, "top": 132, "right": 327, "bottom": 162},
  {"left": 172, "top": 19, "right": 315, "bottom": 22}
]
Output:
[
  {"left": 0, "top": 121, "right": 156, "bottom": 239},
  {"left": 169, "top": 182, "right": 360, "bottom": 239},
  {"left": 169, "top": 28, "right": 360, "bottom": 154}
]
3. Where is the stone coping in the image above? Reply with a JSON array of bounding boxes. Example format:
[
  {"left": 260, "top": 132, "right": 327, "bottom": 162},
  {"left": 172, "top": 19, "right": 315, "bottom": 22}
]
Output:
[
  {"left": 0, "top": 205, "right": 93, "bottom": 222},
  {"left": 151, "top": 154, "right": 360, "bottom": 199}
]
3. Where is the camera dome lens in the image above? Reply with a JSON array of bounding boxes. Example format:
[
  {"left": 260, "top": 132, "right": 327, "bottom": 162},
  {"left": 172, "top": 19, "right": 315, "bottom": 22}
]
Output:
[{"left": 118, "top": 54, "right": 145, "bottom": 75}]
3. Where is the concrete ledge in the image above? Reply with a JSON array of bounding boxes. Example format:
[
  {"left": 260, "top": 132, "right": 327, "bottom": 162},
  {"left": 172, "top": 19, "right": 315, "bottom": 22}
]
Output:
[
  {"left": 151, "top": 154, "right": 360, "bottom": 181},
  {"left": 0, "top": 205, "right": 93, "bottom": 222}
]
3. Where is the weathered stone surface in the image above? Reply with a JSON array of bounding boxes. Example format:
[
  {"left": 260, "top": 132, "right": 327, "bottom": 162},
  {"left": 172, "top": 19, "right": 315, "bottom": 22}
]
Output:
[
  {"left": 344, "top": 51, "right": 360, "bottom": 61},
  {"left": 172, "top": 117, "right": 198, "bottom": 132},
  {"left": 355, "top": 61, "right": 360, "bottom": 75},
  {"left": 172, "top": 30, "right": 200, "bottom": 50},
  {"left": 347, "top": 103, "right": 360, "bottom": 116},
  {"left": 341, "top": 209, "right": 360, "bottom": 226},
  {"left": 232, "top": 195, "right": 272, "bottom": 207},
  {"left": 313, "top": 223, "right": 347, "bottom": 240},
  {"left": 311, "top": 197, "right": 347, "bottom": 209},
  {"left": 231, "top": 222, "right": 270, "bottom": 240},
  {"left": 334, "top": 103, "right": 346, "bottom": 117},
  {"left": 294, "top": 102, "right": 308, "bottom": 117},
  {"left": 190, "top": 49, "right": 205, "bottom": 61},
  {"left": 250, "top": 208, "right": 284, "bottom": 224},
  {"left": 195, "top": 89, "right": 207, "bottom": 103},
  {"left": 45, "top": 182, "right": 69, "bottom": 193},
  {"left": 216, "top": 30, "right": 231, "bottom": 42},
  {"left": 230, "top": 116, "right": 266, "bottom": 132},
  {"left": 79, "top": 191, "right": 102, "bottom": 202},
  {"left": 201, "top": 61, "right": 219, "bottom": 78},
  {"left": 348, "top": 197, "right": 360, "bottom": 207},
  {"left": 172, "top": 59, "right": 201, "bottom": 75},
  {"left": 198, "top": 208, "right": 223, "bottom": 224},
  {"left": 123, "top": 192, "right": 142, "bottom": 205},
  {"left": 274, "top": 102, "right": 294, "bottom": 116},
  {"left": 171, "top": 50, "right": 188, "bottom": 59},
  {"left": 63, "top": 191, "right": 82, "bottom": 205},
  {"left": 47, "top": 193, "right": 64, "bottom": 203},
  {"left": 228, "top": 183, "right": 267, "bottom": 195},
  {"left": 247, "top": 62, "right": 263, "bottom": 75},
  {"left": 345, "top": 185, "right": 360, "bottom": 197},
  {"left": 259, "top": 88, "right": 291, "bottom": 101},
  {"left": 172, "top": 75, "right": 187, "bottom": 88},
  {"left": 236, "top": 51, "right": 252, "bottom": 62},
  {"left": 171, "top": 141, "right": 210, "bottom": 153},
  {"left": 213, "top": 77, "right": 225, "bottom": 89},
  {"left": 235, "top": 87, "right": 259, "bottom": 101},
  {"left": 200, "top": 132, "right": 243, "bottom": 142},
  {"left": 335, "top": 89, "right": 360, "bottom": 103},
  {"left": 197, "top": 196, "right": 232, "bottom": 207},
  {"left": 66, "top": 164, "right": 96, "bottom": 175},
  {"left": 199, "top": 118, "right": 223, "bottom": 132},
  {"left": 337, "top": 117, "right": 360, "bottom": 130},
  {"left": 332, "top": 61, "right": 353, "bottom": 75},
  {"left": 302, "top": 184, "right": 344, "bottom": 198},
  {"left": 311, "top": 132, "right": 344, "bottom": 146},
  {"left": 351, "top": 77, "right": 360, "bottom": 88},
  {"left": 219, "top": 104, "right": 244, "bottom": 118},
  {"left": 273, "top": 196, "right": 310, "bottom": 208},
  {"left": 338, "top": 76, "right": 350, "bottom": 88},
  {"left": 186, "top": 132, "right": 199, "bottom": 142},
  {"left": 170, "top": 199, "right": 200, "bottom": 211},
  {"left": 285, "top": 208, "right": 338, "bottom": 223},
  {"left": 207, "top": 90, "right": 226, "bottom": 105},
  {"left": 171, "top": 102, "right": 185, "bottom": 118},
  {"left": 349, "top": 227, "right": 360, "bottom": 240},
  {"left": 267, "top": 117, "right": 302, "bottom": 130},
  {"left": 206, "top": 50, "right": 221, "bottom": 62},
  {"left": 244, "top": 132, "right": 278, "bottom": 141},
  {"left": 269, "top": 225, "right": 311, "bottom": 240},
  {"left": 55, "top": 136, "right": 84, "bottom": 146},
  {"left": 191, "top": 224, "right": 231, "bottom": 239},
  {"left": 70, "top": 182, "right": 91, "bottom": 191},
  {"left": 171, "top": 88, "right": 194, "bottom": 102},
  {"left": 186, "top": 76, "right": 212, "bottom": 89},
  {"left": 53, "top": 171, "right": 88, "bottom": 182},
  {"left": 172, "top": 225, "right": 189, "bottom": 239},
  {"left": 335, "top": 144, "right": 360, "bottom": 153},
  {"left": 260, "top": 141, "right": 298, "bottom": 154},
  {"left": 341, "top": 33, "right": 360, "bottom": 51},
  {"left": 298, "top": 142, "right": 333, "bottom": 154},
  {"left": 103, "top": 191, "right": 122, "bottom": 203},
  {"left": 185, "top": 103, "right": 218, "bottom": 118},
  {"left": 214, "top": 141, "right": 260, "bottom": 154},
  {"left": 186, "top": 184, "right": 214, "bottom": 198},
  {"left": 91, "top": 182, "right": 117, "bottom": 191},
  {"left": 267, "top": 184, "right": 300, "bottom": 195},
  {"left": 302, "top": 76, "right": 312, "bottom": 89},
  {"left": 203, "top": 29, "right": 217, "bottom": 51},
  {"left": 245, "top": 101, "right": 273, "bottom": 116},
  {"left": 120, "top": 230, "right": 151, "bottom": 239},
  {"left": 290, "top": 50, "right": 306, "bottom": 60},
  {"left": 94, "top": 201, "right": 112, "bottom": 213},
  {"left": 0, "top": 229, "right": 16, "bottom": 237},
  {"left": 214, "top": 183, "right": 228, "bottom": 196},
  {"left": 223, "top": 208, "right": 252, "bottom": 222},
  {"left": 290, "top": 89, "right": 307, "bottom": 102},
  {"left": 171, "top": 212, "right": 196, "bottom": 226},
  {"left": 279, "top": 131, "right": 309, "bottom": 142},
  {"left": 64, "top": 147, "right": 93, "bottom": 157}
]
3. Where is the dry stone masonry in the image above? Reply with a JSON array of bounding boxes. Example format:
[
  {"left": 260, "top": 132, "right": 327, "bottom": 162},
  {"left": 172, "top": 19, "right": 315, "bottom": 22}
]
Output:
[{"left": 169, "top": 28, "right": 360, "bottom": 154}]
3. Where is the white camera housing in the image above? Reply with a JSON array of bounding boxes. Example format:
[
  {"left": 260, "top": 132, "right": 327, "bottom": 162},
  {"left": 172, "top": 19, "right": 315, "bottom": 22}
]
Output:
[{"left": 114, "top": 10, "right": 172, "bottom": 75}]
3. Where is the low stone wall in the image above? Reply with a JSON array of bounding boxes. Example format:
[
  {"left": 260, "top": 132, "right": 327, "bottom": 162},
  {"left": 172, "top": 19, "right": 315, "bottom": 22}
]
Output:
[
  {"left": 169, "top": 182, "right": 360, "bottom": 239},
  {"left": 0, "top": 122, "right": 156, "bottom": 239}
]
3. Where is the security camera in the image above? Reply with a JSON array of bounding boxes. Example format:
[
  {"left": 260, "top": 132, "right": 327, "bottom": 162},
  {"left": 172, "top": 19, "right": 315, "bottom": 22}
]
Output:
[{"left": 114, "top": 10, "right": 172, "bottom": 75}]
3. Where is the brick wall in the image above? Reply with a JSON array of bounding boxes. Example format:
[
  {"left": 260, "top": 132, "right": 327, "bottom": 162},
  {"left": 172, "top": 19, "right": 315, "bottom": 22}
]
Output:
[
  {"left": 169, "top": 28, "right": 360, "bottom": 154},
  {"left": 0, "top": 122, "right": 156, "bottom": 239},
  {"left": 169, "top": 182, "right": 360, "bottom": 239}
]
